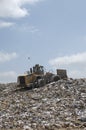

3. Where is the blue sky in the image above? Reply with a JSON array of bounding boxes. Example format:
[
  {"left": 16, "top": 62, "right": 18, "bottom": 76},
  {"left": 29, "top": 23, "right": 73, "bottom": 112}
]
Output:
[{"left": 0, "top": 0, "right": 86, "bottom": 82}]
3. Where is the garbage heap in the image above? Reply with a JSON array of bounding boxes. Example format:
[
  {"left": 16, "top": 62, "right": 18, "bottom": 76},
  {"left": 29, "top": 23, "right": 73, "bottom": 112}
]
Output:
[{"left": 0, "top": 79, "right": 86, "bottom": 130}]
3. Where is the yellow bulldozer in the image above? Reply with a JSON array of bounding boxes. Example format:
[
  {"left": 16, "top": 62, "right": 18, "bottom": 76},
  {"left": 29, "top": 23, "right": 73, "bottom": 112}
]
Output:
[
  {"left": 17, "top": 64, "right": 67, "bottom": 88},
  {"left": 17, "top": 64, "right": 45, "bottom": 88}
]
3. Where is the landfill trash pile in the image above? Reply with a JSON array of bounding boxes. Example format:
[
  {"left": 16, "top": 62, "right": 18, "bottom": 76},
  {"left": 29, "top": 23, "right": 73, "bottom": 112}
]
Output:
[{"left": 0, "top": 79, "right": 86, "bottom": 130}]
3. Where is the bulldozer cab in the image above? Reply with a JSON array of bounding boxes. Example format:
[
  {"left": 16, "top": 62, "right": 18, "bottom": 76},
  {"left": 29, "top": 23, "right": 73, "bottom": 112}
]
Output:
[{"left": 30, "top": 64, "right": 44, "bottom": 75}]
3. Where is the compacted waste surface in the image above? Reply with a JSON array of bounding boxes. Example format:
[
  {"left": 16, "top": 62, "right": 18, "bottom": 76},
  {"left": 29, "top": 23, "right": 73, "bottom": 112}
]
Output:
[{"left": 0, "top": 79, "right": 86, "bottom": 130}]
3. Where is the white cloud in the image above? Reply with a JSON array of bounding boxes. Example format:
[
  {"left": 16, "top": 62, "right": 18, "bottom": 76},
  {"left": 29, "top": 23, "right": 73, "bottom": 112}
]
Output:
[
  {"left": 0, "top": 52, "right": 18, "bottom": 63},
  {"left": 0, "top": 71, "right": 17, "bottom": 83},
  {"left": 13, "top": 24, "right": 39, "bottom": 33},
  {"left": 49, "top": 52, "right": 86, "bottom": 78},
  {"left": 28, "top": 26, "right": 39, "bottom": 33},
  {"left": 0, "top": 21, "right": 14, "bottom": 28},
  {"left": 49, "top": 52, "right": 86, "bottom": 67},
  {"left": 0, "top": 0, "right": 42, "bottom": 18}
]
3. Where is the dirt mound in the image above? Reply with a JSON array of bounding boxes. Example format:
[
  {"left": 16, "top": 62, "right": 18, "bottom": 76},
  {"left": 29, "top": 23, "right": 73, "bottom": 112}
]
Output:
[{"left": 0, "top": 79, "right": 86, "bottom": 130}]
